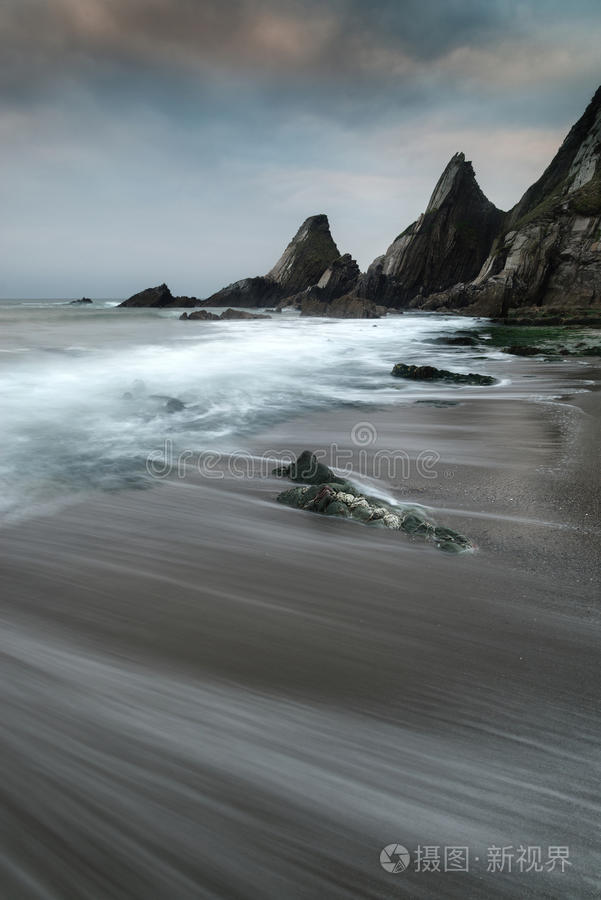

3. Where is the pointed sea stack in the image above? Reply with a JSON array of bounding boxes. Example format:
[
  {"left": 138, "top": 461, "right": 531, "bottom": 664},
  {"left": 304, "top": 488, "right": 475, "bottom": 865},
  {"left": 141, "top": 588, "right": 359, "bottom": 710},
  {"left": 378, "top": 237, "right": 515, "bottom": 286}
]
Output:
[
  {"left": 201, "top": 214, "right": 342, "bottom": 307},
  {"left": 359, "top": 153, "right": 504, "bottom": 307},
  {"left": 425, "top": 85, "right": 601, "bottom": 316}
]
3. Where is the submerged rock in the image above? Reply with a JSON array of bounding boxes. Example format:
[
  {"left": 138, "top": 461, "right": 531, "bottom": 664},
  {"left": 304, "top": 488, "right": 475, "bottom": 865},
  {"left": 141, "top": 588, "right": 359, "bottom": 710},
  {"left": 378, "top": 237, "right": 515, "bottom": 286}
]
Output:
[
  {"left": 430, "top": 334, "right": 478, "bottom": 346},
  {"left": 149, "top": 395, "right": 186, "bottom": 413},
  {"left": 274, "top": 451, "right": 474, "bottom": 553},
  {"left": 414, "top": 399, "right": 460, "bottom": 407},
  {"left": 502, "top": 345, "right": 545, "bottom": 356},
  {"left": 391, "top": 363, "right": 495, "bottom": 385}
]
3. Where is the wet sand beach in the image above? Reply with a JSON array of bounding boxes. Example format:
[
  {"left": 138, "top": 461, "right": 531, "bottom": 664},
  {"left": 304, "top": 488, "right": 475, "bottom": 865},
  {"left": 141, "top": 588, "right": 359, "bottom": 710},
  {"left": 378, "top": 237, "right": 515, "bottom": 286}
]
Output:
[{"left": 1, "top": 347, "right": 599, "bottom": 898}]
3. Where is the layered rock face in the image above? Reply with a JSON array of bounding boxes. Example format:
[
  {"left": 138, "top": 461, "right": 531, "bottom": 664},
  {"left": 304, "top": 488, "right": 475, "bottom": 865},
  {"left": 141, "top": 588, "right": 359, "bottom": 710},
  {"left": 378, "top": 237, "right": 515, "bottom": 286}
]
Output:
[
  {"left": 275, "top": 252, "right": 361, "bottom": 310},
  {"left": 312, "top": 252, "right": 361, "bottom": 299},
  {"left": 201, "top": 214, "right": 342, "bottom": 307},
  {"left": 359, "top": 153, "right": 504, "bottom": 306},
  {"left": 266, "top": 214, "right": 341, "bottom": 294},
  {"left": 119, "top": 87, "right": 601, "bottom": 318},
  {"left": 424, "top": 87, "right": 601, "bottom": 315}
]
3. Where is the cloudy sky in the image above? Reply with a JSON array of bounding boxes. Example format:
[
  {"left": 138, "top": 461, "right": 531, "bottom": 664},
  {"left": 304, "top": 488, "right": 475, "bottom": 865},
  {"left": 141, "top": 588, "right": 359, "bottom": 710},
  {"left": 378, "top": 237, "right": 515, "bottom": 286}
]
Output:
[{"left": 1, "top": 0, "right": 600, "bottom": 298}]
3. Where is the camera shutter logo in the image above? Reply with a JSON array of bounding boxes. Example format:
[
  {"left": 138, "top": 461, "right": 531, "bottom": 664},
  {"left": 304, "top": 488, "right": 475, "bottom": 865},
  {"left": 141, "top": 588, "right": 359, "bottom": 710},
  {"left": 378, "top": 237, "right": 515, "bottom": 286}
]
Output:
[{"left": 380, "top": 844, "right": 411, "bottom": 874}]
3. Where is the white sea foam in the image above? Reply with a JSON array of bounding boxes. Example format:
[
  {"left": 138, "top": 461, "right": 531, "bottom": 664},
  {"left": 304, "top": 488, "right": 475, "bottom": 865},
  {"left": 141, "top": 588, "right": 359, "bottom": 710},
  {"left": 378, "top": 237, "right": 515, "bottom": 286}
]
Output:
[{"left": 0, "top": 303, "right": 530, "bottom": 518}]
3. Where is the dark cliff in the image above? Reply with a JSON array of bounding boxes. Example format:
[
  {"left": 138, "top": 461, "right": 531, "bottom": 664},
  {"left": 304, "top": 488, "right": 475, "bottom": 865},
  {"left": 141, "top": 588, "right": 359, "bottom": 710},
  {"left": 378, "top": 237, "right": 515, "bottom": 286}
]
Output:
[
  {"left": 358, "top": 153, "right": 504, "bottom": 306},
  {"left": 422, "top": 86, "right": 601, "bottom": 315}
]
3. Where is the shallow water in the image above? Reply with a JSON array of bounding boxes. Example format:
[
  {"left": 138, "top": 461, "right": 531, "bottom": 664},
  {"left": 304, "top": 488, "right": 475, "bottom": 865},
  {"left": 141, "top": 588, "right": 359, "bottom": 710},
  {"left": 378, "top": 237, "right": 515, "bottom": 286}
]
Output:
[
  {"left": 0, "top": 299, "right": 599, "bottom": 899},
  {"left": 1, "top": 473, "right": 599, "bottom": 899},
  {"left": 0, "top": 299, "right": 576, "bottom": 521}
]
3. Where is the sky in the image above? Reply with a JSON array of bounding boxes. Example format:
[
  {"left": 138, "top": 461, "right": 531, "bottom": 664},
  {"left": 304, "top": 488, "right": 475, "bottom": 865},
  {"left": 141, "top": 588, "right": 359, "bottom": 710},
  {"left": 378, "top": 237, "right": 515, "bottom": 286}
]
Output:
[{"left": 1, "top": 0, "right": 600, "bottom": 298}]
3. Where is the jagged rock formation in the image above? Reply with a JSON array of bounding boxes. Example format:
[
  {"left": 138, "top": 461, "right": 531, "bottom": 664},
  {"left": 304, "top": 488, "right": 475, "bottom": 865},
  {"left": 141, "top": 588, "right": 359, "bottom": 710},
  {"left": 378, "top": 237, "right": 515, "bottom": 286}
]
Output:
[
  {"left": 314, "top": 253, "right": 361, "bottom": 299},
  {"left": 201, "top": 214, "right": 342, "bottom": 307},
  {"left": 422, "top": 86, "right": 601, "bottom": 315},
  {"left": 266, "top": 214, "right": 341, "bottom": 294},
  {"left": 275, "top": 253, "right": 362, "bottom": 311},
  {"left": 119, "top": 87, "right": 601, "bottom": 318},
  {"left": 119, "top": 284, "right": 200, "bottom": 308},
  {"left": 358, "top": 153, "right": 504, "bottom": 306}
]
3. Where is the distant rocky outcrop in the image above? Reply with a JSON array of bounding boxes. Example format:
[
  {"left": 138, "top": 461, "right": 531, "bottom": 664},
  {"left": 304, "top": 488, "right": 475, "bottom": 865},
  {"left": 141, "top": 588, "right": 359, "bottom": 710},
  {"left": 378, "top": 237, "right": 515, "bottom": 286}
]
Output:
[
  {"left": 180, "top": 308, "right": 270, "bottom": 321},
  {"left": 418, "top": 86, "right": 601, "bottom": 315},
  {"left": 119, "top": 284, "right": 201, "bottom": 308},
  {"left": 201, "top": 214, "right": 342, "bottom": 308},
  {"left": 358, "top": 153, "right": 504, "bottom": 307},
  {"left": 70, "top": 297, "right": 93, "bottom": 305}
]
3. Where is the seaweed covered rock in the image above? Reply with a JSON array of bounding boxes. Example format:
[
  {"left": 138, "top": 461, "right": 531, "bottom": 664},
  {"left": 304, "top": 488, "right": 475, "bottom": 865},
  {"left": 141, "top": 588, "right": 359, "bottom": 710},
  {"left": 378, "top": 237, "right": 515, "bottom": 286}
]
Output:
[
  {"left": 430, "top": 334, "right": 477, "bottom": 346},
  {"left": 274, "top": 450, "right": 474, "bottom": 553},
  {"left": 277, "top": 483, "right": 473, "bottom": 553},
  {"left": 502, "top": 345, "right": 544, "bottom": 356},
  {"left": 391, "top": 363, "right": 495, "bottom": 385}
]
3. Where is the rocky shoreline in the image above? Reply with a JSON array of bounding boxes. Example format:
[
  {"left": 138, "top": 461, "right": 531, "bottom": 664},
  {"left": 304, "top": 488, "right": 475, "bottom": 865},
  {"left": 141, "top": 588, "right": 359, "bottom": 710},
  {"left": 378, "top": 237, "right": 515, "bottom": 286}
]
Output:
[{"left": 116, "top": 86, "right": 601, "bottom": 322}]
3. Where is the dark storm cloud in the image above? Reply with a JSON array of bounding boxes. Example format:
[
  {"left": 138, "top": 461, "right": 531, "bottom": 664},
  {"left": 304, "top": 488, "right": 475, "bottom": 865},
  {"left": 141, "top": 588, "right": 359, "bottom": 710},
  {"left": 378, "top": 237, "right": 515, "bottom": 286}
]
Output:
[
  {"left": 1, "top": 0, "right": 597, "bottom": 100},
  {"left": 1, "top": 0, "right": 600, "bottom": 296}
]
